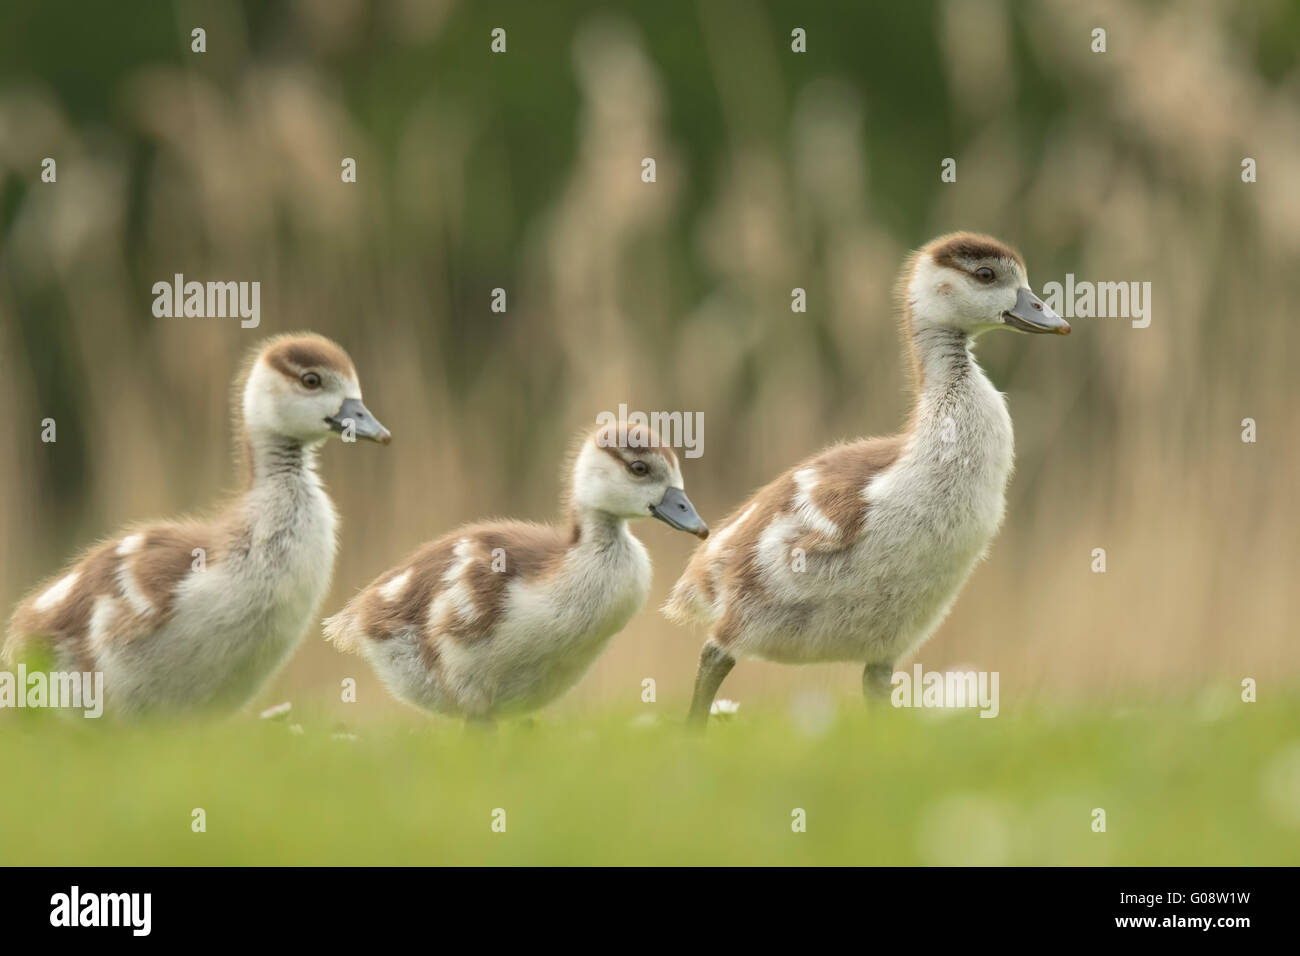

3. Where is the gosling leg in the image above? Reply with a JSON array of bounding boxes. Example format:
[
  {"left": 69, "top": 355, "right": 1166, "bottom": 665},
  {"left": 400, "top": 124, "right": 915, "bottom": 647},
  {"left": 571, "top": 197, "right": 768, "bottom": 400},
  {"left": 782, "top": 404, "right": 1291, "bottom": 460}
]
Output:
[
  {"left": 687, "top": 640, "right": 735, "bottom": 730},
  {"left": 863, "top": 662, "right": 895, "bottom": 704}
]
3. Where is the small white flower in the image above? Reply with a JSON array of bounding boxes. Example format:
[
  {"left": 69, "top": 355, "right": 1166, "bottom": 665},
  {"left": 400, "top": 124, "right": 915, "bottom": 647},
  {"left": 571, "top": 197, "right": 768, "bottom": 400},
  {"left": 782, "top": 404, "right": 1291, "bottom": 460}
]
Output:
[
  {"left": 259, "top": 701, "right": 292, "bottom": 720},
  {"left": 288, "top": 723, "right": 305, "bottom": 735},
  {"left": 710, "top": 699, "right": 739, "bottom": 718}
]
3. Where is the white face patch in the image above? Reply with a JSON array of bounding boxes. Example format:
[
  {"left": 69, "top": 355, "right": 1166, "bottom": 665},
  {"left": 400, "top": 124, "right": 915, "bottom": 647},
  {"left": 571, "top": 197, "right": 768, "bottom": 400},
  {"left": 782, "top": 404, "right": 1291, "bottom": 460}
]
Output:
[
  {"left": 242, "top": 358, "right": 349, "bottom": 444},
  {"left": 910, "top": 255, "right": 1025, "bottom": 334},
  {"left": 667, "top": 459, "right": 685, "bottom": 491},
  {"left": 574, "top": 439, "right": 683, "bottom": 521},
  {"left": 34, "top": 571, "right": 81, "bottom": 612},
  {"left": 116, "top": 534, "right": 144, "bottom": 556}
]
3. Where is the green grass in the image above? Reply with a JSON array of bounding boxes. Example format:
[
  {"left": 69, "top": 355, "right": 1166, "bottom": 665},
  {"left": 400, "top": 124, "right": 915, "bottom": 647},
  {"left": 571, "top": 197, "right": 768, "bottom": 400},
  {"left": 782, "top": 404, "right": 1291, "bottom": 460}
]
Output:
[{"left": 2, "top": 692, "right": 1298, "bottom": 865}]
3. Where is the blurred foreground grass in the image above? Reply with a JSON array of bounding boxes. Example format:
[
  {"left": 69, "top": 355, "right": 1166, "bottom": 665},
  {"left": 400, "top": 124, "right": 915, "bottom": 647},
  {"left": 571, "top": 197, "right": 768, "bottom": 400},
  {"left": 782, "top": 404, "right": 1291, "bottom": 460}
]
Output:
[{"left": 2, "top": 691, "right": 1298, "bottom": 866}]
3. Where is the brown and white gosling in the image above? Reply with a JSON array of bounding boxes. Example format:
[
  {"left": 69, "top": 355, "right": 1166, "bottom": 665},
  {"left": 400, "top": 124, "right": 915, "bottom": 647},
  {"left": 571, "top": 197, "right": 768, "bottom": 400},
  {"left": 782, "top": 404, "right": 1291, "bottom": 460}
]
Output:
[
  {"left": 664, "top": 233, "right": 1069, "bottom": 726},
  {"left": 4, "top": 333, "right": 391, "bottom": 717},
  {"left": 324, "top": 422, "right": 708, "bottom": 726}
]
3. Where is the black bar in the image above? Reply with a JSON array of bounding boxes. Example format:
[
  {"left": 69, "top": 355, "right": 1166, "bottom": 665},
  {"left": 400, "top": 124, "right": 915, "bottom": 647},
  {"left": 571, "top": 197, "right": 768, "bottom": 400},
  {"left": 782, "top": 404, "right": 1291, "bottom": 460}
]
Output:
[{"left": 0, "top": 867, "right": 1281, "bottom": 941}]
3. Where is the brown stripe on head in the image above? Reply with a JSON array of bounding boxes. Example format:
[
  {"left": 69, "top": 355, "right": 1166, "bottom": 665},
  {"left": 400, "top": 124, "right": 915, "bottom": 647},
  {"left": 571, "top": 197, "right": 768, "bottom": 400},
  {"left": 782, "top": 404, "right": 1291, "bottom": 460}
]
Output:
[
  {"left": 892, "top": 233, "right": 1024, "bottom": 396},
  {"left": 231, "top": 333, "right": 361, "bottom": 484},
  {"left": 260, "top": 333, "right": 358, "bottom": 383},
  {"left": 591, "top": 421, "right": 679, "bottom": 470},
  {"left": 926, "top": 231, "right": 1025, "bottom": 273}
]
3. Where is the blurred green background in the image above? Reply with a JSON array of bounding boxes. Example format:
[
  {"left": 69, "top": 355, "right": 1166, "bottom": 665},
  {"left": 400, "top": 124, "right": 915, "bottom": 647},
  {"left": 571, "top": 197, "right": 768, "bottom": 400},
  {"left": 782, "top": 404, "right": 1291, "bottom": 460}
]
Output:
[{"left": 1, "top": 0, "right": 1297, "bottom": 728}]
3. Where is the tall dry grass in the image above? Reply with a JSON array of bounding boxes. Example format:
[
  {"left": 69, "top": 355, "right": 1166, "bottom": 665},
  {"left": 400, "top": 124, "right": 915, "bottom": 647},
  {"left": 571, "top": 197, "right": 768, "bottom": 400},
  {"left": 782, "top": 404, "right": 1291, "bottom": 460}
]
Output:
[{"left": 0, "top": 0, "right": 1295, "bottom": 719}]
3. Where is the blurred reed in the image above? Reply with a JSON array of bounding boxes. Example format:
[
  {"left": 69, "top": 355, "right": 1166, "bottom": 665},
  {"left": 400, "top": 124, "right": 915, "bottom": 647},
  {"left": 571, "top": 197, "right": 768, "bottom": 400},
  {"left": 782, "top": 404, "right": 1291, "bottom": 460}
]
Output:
[{"left": 0, "top": 0, "right": 1295, "bottom": 720}]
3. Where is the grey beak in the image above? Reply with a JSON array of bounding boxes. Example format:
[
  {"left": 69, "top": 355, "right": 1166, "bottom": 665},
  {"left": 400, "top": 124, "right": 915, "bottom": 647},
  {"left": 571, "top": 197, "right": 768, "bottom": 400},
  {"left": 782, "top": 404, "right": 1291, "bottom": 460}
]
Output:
[
  {"left": 1004, "top": 287, "right": 1070, "bottom": 335},
  {"left": 650, "top": 487, "right": 709, "bottom": 539},
  {"left": 326, "top": 397, "right": 392, "bottom": 444}
]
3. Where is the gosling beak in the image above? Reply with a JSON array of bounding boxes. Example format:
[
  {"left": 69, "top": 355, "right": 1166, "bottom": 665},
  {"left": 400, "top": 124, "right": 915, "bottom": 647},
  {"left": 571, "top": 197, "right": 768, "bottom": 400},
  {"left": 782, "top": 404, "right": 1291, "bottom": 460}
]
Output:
[
  {"left": 1003, "top": 288, "right": 1070, "bottom": 335},
  {"left": 325, "top": 397, "right": 392, "bottom": 444},
  {"left": 650, "top": 487, "right": 709, "bottom": 539}
]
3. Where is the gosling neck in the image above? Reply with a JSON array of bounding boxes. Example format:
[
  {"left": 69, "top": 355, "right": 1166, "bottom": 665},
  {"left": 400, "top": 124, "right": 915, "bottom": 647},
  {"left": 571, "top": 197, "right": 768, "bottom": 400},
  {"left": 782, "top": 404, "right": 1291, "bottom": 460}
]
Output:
[
  {"left": 910, "top": 324, "right": 974, "bottom": 396},
  {"left": 568, "top": 505, "right": 631, "bottom": 552},
  {"left": 242, "top": 428, "right": 320, "bottom": 490}
]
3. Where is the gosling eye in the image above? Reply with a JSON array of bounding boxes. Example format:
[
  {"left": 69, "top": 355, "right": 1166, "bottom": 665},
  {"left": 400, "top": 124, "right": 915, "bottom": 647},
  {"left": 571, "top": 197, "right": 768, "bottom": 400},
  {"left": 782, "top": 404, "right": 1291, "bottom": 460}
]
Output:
[
  {"left": 628, "top": 460, "right": 650, "bottom": 477},
  {"left": 974, "top": 267, "right": 996, "bottom": 282},
  {"left": 300, "top": 371, "right": 323, "bottom": 389}
]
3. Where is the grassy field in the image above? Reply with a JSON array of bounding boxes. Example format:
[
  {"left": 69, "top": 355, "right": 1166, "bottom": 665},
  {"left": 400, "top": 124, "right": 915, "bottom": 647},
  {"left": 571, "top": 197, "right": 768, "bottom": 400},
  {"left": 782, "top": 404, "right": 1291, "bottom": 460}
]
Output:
[{"left": 2, "top": 688, "right": 1298, "bottom": 866}]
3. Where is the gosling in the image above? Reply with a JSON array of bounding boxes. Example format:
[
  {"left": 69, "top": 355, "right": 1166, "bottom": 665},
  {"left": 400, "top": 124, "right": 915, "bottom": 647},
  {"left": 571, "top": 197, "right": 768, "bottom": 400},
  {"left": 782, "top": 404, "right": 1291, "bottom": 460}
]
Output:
[
  {"left": 5, "top": 333, "right": 391, "bottom": 717},
  {"left": 664, "top": 233, "right": 1069, "bottom": 726},
  {"left": 325, "top": 422, "right": 707, "bottom": 726}
]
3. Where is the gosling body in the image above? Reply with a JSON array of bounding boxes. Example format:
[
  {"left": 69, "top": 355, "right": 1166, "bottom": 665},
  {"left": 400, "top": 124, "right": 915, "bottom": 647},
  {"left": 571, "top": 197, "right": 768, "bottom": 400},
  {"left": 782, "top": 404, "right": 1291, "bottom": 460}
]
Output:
[
  {"left": 665, "top": 233, "right": 1069, "bottom": 723},
  {"left": 5, "top": 333, "right": 390, "bottom": 716},
  {"left": 326, "top": 423, "right": 707, "bottom": 723}
]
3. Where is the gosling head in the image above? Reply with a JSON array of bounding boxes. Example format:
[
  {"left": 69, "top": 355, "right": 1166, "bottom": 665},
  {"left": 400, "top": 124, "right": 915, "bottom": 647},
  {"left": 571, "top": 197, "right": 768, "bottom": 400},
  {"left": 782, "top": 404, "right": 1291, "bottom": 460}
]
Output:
[
  {"left": 242, "top": 333, "right": 392, "bottom": 446},
  {"left": 906, "top": 232, "right": 1070, "bottom": 337},
  {"left": 572, "top": 421, "right": 709, "bottom": 539}
]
